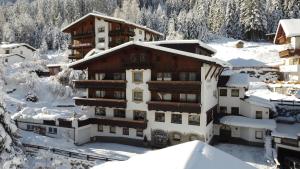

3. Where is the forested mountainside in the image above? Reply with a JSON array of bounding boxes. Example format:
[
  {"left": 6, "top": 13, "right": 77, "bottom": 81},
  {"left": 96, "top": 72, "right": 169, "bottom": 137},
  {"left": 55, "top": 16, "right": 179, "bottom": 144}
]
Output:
[{"left": 0, "top": 0, "right": 299, "bottom": 50}]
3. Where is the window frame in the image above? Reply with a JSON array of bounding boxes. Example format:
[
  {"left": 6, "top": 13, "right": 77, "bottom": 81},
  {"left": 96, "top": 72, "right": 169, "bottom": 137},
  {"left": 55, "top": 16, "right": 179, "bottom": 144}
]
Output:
[
  {"left": 188, "top": 114, "right": 200, "bottom": 126},
  {"left": 231, "top": 89, "right": 239, "bottom": 97},
  {"left": 133, "top": 110, "right": 146, "bottom": 121},
  {"left": 255, "top": 131, "right": 263, "bottom": 139},
  {"left": 110, "top": 126, "right": 116, "bottom": 133},
  {"left": 95, "top": 107, "right": 106, "bottom": 116},
  {"left": 256, "top": 111, "right": 263, "bottom": 119},
  {"left": 133, "top": 90, "right": 143, "bottom": 102},
  {"left": 219, "top": 89, "right": 227, "bottom": 96},
  {"left": 171, "top": 114, "right": 182, "bottom": 124},
  {"left": 132, "top": 71, "right": 143, "bottom": 83},
  {"left": 231, "top": 107, "right": 239, "bottom": 115},
  {"left": 155, "top": 112, "right": 165, "bottom": 122},
  {"left": 114, "top": 109, "right": 126, "bottom": 118},
  {"left": 220, "top": 106, "right": 227, "bottom": 114},
  {"left": 98, "top": 125, "right": 103, "bottom": 132},
  {"left": 48, "top": 127, "right": 57, "bottom": 134},
  {"left": 123, "top": 127, "right": 129, "bottom": 135},
  {"left": 136, "top": 128, "right": 143, "bottom": 137}
]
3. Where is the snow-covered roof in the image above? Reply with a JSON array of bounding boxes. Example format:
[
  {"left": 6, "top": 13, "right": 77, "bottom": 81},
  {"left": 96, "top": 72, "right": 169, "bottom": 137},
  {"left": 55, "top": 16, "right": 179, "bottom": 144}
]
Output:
[
  {"left": 92, "top": 140, "right": 255, "bottom": 169},
  {"left": 146, "top": 40, "right": 217, "bottom": 53},
  {"left": 68, "top": 41, "right": 229, "bottom": 68},
  {"left": 220, "top": 116, "right": 276, "bottom": 130},
  {"left": 276, "top": 19, "right": 300, "bottom": 38},
  {"left": 226, "top": 73, "right": 250, "bottom": 88},
  {"left": 47, "top": 63, "right": 66, "bottom": 68},
  {"left": 272, "top": 123, "right": 300, "bottom": 139},
  {"left": 62, "top": 12, "right": 163, "bottom": 36},
  {"left": 0, "top": 53, "right": 25, "bottom": 59},
  {"left": 0, "top": 43, "right": 37, "bottom": 51}
]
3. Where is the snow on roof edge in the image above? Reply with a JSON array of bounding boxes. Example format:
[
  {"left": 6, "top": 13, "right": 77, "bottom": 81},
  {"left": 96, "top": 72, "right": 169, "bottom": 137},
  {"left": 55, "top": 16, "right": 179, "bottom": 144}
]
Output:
[
  {"left": 68, "top": 41, "right": 229, "bottom": 68},
  {"left": 145, "top": 40, "right": 217, "bottom": 53},
  {"left": 0, "top": 43, "right": 37, "bottom": 51},
  {"left": 61, "top": 12, "right": 163, "bottom": 36}
]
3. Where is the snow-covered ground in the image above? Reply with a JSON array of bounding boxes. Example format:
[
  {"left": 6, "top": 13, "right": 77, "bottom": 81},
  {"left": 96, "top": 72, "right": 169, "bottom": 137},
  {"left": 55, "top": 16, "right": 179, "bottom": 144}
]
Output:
[
  {"left": 215, "top": 143, "right": 276, "bottom": 169},
  {"left": 209, "top": 38, "right": 283, "bottom": 66}
]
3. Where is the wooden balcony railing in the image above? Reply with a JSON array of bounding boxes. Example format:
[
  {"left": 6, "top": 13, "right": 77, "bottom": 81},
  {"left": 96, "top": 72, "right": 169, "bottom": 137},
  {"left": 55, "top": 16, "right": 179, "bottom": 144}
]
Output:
[
  {"left": 147, "top": 81, "right": 201, "bottom": 93},
  {"left": 74, "top": 97, "right": 127, "bottom": 108},
  {"left": 74, "top": 80, "right": 126, "bottom": 89},
  {"left": 68, "top": 54, "right": 83, "bottom": 60},
  {"left": 86, "top": 118, "right": 147, "bottom": 129},
  {"left": 72, "top": 32, "right": 95, "bottom": 40},
  {"left": 279, "top": 49, "right": 300, "bottom": 58},
  {"left": 109, "top": 29, "right": 135, "bottom": 37},
  {"left": 68, "top": 43, "right": 93, "bottom": 49},
  {"left": 147, "top": 101, "right": 201, "bottom": 113}
]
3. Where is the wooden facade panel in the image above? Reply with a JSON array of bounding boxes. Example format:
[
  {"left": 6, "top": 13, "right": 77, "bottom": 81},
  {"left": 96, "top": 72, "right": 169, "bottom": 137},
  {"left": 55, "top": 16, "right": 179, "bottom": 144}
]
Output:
[
  {"left": 78, "top": 118, "right": 147, "bottom": 129},
  {"left": 74, "top": 97, "right": 127, "bottom": 108},
  {"left": 147, "top": 81, "right": 201, "bottom": 93},
  {"left": 74, "top": 80, "right": 126, "bottom": 89}
]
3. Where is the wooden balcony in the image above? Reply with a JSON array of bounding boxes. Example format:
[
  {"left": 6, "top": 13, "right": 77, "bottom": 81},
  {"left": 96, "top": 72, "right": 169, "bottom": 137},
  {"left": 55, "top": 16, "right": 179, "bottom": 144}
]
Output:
[
  {"left": 74, "top": 97, "right": 127, "bottom": 108},
  {"left": 147, "top": 101, "right": 201, "bottom": 113},
  {"left": 68, "top": 54, "right": 83, "bottom": 60},
  {"left": 72, "top": 32, "right": 95, "bottom": 40},
  {"left": 68, "top": 43, "right": 93, "bottom": 49},
  {"left": 147, "top": 81, "right": 201, "bottom": 93},
  {"left": 89, "top": 117, "right": 147, "bottom": 129},
  {"left": 109, "top": 40, "right": 128, "bottom": 48},
  {"left": 109, "top": 29, "right": 135, "bottom": 37},
  {"left": 74, "top": 80, "right": 126, "bottom": 89},
  {"left": 279, "top": 49, "right": 300, "bottom": 58}
]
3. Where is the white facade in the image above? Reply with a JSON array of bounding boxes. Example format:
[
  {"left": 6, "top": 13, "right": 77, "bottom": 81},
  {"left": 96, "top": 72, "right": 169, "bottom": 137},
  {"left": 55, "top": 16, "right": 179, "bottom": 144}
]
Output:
[
  {"left": 95, "top": 18, "right": 109, "bottom": 50},
  {"left": 217, "top": 85, "right": 271, "bottom": 144},
  {"left": 0, "top": 55, "right": 25, "bottom": 65},
  {"left": 0, "top": 43, "right": 36, "bottom": 61}
]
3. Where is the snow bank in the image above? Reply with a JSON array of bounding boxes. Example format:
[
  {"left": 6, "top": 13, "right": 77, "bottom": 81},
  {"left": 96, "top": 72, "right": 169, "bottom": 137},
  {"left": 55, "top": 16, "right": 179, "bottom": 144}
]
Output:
[
  {"left": 220, "top": 116, "right": 276, "bottom": 130},
  {"left": 92, "top": 141, "right": 255, "bottom": 169},
  {"left": 12, "top": 107, "right": 84, "bottom": 121}
]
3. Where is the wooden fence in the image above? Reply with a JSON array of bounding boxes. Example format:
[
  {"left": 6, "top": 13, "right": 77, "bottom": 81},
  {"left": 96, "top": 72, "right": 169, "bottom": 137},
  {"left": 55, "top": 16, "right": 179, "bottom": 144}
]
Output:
[{"left": 23, "top": 143, "right": 125, "bottom": 162}]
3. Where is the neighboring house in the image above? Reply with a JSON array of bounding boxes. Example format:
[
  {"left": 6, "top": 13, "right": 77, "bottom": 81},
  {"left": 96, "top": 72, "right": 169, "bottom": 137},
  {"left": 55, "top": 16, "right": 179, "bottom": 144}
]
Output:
[
  {"left": 215, "top": 74, "right": 275, "bottom": 145},
  {"left": 0, "top": 54, "right": 25, "bottom": 65},
  {"left": 47, "top": 64, "right": 66, "bottom": 76},
  {"left": 0, "top": 42, "right": 36, "bottom": 62},
  {"left": 274, "top": 19, "right": 300, "bottom": 82},
  {"left": 62, "top": 11, "right": 163, "bottom": 61},
  {"left": 68, "top": 40, "right": 226, "bottom": 146}
]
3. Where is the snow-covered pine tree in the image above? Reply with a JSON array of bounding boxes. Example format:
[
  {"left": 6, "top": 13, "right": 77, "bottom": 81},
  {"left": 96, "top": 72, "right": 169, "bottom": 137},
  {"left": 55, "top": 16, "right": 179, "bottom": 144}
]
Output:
[
  {"left": 0, "top": 63, "right": 25, "bottom": 169},
  {"left": 267, "top": 0, "right": 284, "bottom": 33},
  {"left": 224, "top": 0, "right": 241, "bottom": 38},
  {"left": 240, "top": 0, "right": 267, "bottom": 40}
]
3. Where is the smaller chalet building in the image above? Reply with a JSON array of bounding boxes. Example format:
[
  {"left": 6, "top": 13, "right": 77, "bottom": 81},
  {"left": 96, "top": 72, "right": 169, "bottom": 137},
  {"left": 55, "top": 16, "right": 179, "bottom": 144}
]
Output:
[
  {"left": 0, "top": 42, "right": 36, "bottom": 64},
  {"left": 69, "top": 40, "right": 226, "bottom": 146},
  {"left": 62, "top": 11, "right": 163, "bottom": 61},
  {"left": 215, "top": 74, "right": 275, "bottom": 145},
  {"left": 274, "top": 19, "right": 300, "bottom": 81}
]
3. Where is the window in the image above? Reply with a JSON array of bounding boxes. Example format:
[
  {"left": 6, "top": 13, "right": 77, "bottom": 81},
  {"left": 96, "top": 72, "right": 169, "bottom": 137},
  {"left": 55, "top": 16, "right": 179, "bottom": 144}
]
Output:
[
  {"left": 114, "top": 109, "right": 126, "bottom": 118},
  {"left": 219, "top": 89, "right": 227, "bottom": 96},
  {"left": 231, "top": 89, "right": 239, "bottom": 97},
  {"left": 188, "top": 114, "right": 200, "bottom": 125},
  {"left": 5, "top": 50, "right": 9, "bottom": 54},
  {"left": 98, "top": 37, "right": 105, "bottom": 43},
  {"left": 231, "top": 107, "right": 239, "bottom": 115},
  {"left": 179, "top": 72, "right": 197, "bottom": 81},
  {"left": 5, "top": 58, "right": 8, "bottom": 63},
  {"left": 123, "top": 127, "right": 129, "bottom": 135},
  {"left": 136, "top": 128, "right": 143, "bottom": 137},
  {"left": 158, "top": 93, "right": 172, "bottom": 101},
  {"left": 155, "top": 112, "right": 165, "bottom": 122},
  {"left": 110, "top": 126, "right": 116, "bottom": 133},
  {"left": 95, "top": 90, "right": 105, "bottom": 98},
  {"left": 157, "top": 72, "right": 172, "bottom": 81},
  {"left": 133, "top": 91, "right": 143, "bottom": 102},
  {"left": 27, "top": 124, "right": 34, "bottom": 131},
  {"left": 113, "top": 73, "right": 125, "bottom": 80},
  {"left": 173, "top": 133, "right": 182, "bottom": 141},
  {"left": 98, "top": 27, "right": 105, "bottom": 33},
  {"left": 139, "top": 30, "right": 143, "bottom": 35},
  {"left": 220, "top": 106, "right": 227, "bottom": 114},
  {"left": 133, "top": 71, "right": 143, "bottom": 83},
  {"left": 48, "top": 127, "right": 57, "bottom": 134},
  {"left": 20, "top": 51, "right": 23, "bottom": 55},
  {"left": 256, "top": 111, "right": 263, "bottom": 119},
  {"left": 95, "top": 73, "right": 105, "bottom": 80},
  {"left": 180, "top": 93, "right": 197, "bottom": 103},
  {"left": 171, "top": 114, "right": 182, "bottom": 124},
  {"left": 255, "top": 131, "right": 263, "bottom": 139},
  {"left": 98, "top": 125, "right": 103, "bottom": 132},
  {"left": 133, "top": 110, "right": 146, "bottom": 121},
  {"left": 114, "top": 91, "right": 125, "bottom": 99},
  {"left": 95, "top": 107, "right": 106, "bottom": 116}
]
